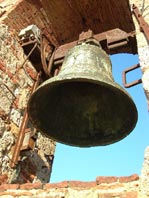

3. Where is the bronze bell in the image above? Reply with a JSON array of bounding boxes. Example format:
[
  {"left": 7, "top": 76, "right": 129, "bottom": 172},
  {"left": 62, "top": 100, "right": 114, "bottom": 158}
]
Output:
[{"left": 27, "top": 40, "right": 138, "bottom": 147}]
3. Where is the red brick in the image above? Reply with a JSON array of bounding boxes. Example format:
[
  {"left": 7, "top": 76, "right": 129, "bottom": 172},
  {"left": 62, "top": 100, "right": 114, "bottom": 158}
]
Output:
[
  {"left": 25, "top": 66, "right": 37, "bottom": 80},
  {"left": 96, "top": 176, "right": 118, "bottom": 185},
  {"left": 119, "top": 174, "right": 139, "bottom": 183},
  {"left": 96, "top": 183, "right": 124, "bottom": 190},
  {"left": 0, "top": 185, "right": 5, "bottom": 191},
  {"left": 0, "top": 184, "right": 19, "bottom": 190},
  {"left": 0, "top": 60, "right": 5, "bottom": 69},
  {"left": 0, "top": 61, "right": 18, "bottom": 84},
  {"left": 0, "top": 174, "right": 8, "bottom": 185},
  {"left": 68, "top": 181, "right": 96, "bottom": 188},
  {"left": 20, "top": 183, "right": 42, "bottom": 190},
  {"left": 15, "top": 192, "right": 34, "bottom": 197},
  {"left": 0, "top": 191, "right": 16, "bottom": 196},
  {"left": 19, "top": 158, "right": 37, "bottom": 183},
  {"left": 98, "top": 191, "right": 138, "bottom": 198},
  {"left": 0, "top": 191, "right": 33, "bottom": 197},
  {"left": 44, "top": 181, "right": 68, "bottom": 189},
  {"left": 125, "top": 192, "right": 138, "bottom": 198}
]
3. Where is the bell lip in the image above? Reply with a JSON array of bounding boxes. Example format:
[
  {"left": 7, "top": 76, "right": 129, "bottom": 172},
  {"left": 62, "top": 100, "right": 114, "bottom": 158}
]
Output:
[{"left": 27, "top": 77, "right": 138, "bottom": 147}]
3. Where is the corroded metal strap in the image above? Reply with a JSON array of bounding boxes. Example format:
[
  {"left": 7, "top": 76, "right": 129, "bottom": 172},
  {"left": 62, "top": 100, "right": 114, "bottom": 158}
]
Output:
[
  {"left": 10, "top": 72, "right": 41, "bottom": 168},
  {"left": 133, "top": 4, "right": 149, "bottom": 43},
  {"left": 122, "top": 64, "right": 142, "bottom": 88}
]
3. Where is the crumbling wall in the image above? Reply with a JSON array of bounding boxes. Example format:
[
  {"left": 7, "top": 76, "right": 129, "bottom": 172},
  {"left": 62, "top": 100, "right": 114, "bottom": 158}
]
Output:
[
  {"left": 129, "top": 0, "right": 149, "bottom": 196},
  {"left": 0, "top": 0, "right": 58, "bottom": 184},
  {"left": 130, "top": 0, "right": 149, "bottom": 109},
  {"left": 140, "top": 147, "right": 149, "bottom": 197},
  {"left": 0, "top": 23, "right": 55, "bottom": 183},
  {"left": 0, "top": 174, "right": 140, "bottom": 198}
]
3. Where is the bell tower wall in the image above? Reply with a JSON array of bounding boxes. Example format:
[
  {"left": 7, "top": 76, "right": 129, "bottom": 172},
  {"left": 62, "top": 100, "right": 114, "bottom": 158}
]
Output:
[{"left": 0, "top": 1, "right": 56, "bottom": 183}]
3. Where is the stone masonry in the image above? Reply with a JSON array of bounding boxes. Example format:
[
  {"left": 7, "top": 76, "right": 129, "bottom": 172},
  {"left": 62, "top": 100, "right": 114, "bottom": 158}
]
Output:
[
  {"left": 0, "top": 6, "right": 56, "bottom": 184},
  {"left": 129, "top": 0, "right": 149, "bottom": 195},
  {"left": 140, "top": 147, "right": 149, "bottom": 197},
  {"left": 130, "top": 0, "right": 149, "bottom": 109},
  {"left": 0, "top": 174, "right": 141, "bottom": 198},
  {"left": 0, "top": 150, "right": 148, "bottom": 197}
]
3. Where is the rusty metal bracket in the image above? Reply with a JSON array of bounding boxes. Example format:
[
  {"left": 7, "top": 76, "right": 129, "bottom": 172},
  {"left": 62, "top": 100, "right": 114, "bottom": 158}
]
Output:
[
  {"left": 78, "top": 29, "right": 94, "bottom": 43},
  {"left": 10, "top": 72, "right": 41, "bottom": 168},
  {"left": 107, "top": 38, "right": 128, "bottom": 51},
  {"left": 21, "top": 41, "right": 38, "bottom": 68},
  {"left": 53, "top": 29, "right": 136, "bottom": 68},
  {"left": 19, "top": 25, "right": 56, "bottom": 79},
  {"left": 19, "top": 25, "right": 137, "bottom": 79},
  {"left": 132, "top": 4, "right": 149, "bottom": 43},
  {"left": 122, "top": 63, "right": 142, "bottom": 88},
  {"left": 40, "top": 33, "right": 56, "bottom": 78}
]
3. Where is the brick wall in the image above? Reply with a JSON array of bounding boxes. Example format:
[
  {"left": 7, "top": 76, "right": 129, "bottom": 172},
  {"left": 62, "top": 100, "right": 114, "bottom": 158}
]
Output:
[
  {"left": 0, "top": 3, "right": 56, "bottom": 184},
  {"left": 0, "top": 174, "right": 139, "bottom": 198},
  {"left": 0, "top": 0, "right": 58, "bottom": 46}
]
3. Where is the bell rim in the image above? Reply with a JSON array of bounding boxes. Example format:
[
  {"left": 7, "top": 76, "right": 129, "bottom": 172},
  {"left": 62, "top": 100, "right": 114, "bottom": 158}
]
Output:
[{"left": 28, "top": 77, "right": 138, "bottom": 147}]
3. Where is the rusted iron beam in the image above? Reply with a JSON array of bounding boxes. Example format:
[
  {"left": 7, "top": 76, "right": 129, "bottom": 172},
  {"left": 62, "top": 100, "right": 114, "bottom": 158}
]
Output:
[
  {"left": 132, "top": 4, "right": 149, "bottom": 43},
  {"left": 54, "top": 28, "right": 136, "bottom": 61},
  {"left": 122, "top": 64, "right": 142, "bottom": 88},
  {"left": 10, "top": 72, "right": 41, "bottom": 168},
  {"left": 21, "top": 41, "right": 38, "bottom": 69},
  {"left": 19, "top": 26, "right": 137, "bottom": 80},
  {"left": 21, "top": 40, "right": 42, "bottom": 73}
]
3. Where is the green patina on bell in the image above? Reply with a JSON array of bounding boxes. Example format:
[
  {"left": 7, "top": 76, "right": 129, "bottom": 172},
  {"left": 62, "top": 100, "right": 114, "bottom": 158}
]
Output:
[{"left": 27, "top": 40, "right": 138, "bottom": 147}]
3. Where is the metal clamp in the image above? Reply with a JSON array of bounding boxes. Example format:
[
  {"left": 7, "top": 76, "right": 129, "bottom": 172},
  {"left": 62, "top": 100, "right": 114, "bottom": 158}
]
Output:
[
  {"left": 122, "top": 64, "right": 142, "bottom": 88},
  {"left": 132, "top": 4, "right": 149, "bottom": 43}
]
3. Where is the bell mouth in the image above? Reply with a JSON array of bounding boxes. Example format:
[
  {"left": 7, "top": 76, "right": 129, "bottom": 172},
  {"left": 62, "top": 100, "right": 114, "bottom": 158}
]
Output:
[{"left": 28, "top": 78, "right": 138, "bottom": 147}]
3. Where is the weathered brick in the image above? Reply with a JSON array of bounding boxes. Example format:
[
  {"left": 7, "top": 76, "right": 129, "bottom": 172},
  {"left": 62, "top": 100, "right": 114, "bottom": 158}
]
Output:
[
  {"left": 96, "top": 176, "right": 118, "bottom": 184},
  {"left": 45, "top": 181, "right": 68, "bottom": 189},
  {"left": 15, "top": 191, "right": 34, "bottom": 197},
  {"left": 119, "top": 174, "right": 139, "bottom": 183},
  {"left": 20, "top": 183, "right": 42, "bottom": 190},
  {"left": 25, "top": 65, "right": 37, "bottom": 80},
  {"left": 0, "top": 175, "right": 8, "bottom": 185},
  {"left": 98, "top": 191, "right": 138, "bottom": 198},
  {"left": 0, "top": 191, "right": 16, "bottom": 197},
  {"left": 0, "top": 184, "right": 19, "bottom": 190},
  {"left": 69, "top": 181, "right": 97, "bottom": 188}
]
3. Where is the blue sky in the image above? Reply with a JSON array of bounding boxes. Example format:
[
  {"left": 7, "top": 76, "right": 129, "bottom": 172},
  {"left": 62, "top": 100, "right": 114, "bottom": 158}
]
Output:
[{"left": 50, "top": 53, "right": 149, "bottom": 183}]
